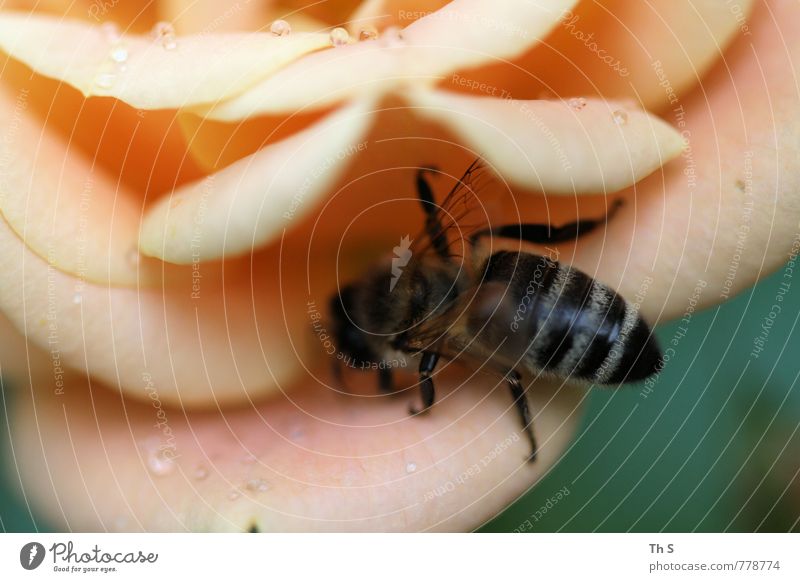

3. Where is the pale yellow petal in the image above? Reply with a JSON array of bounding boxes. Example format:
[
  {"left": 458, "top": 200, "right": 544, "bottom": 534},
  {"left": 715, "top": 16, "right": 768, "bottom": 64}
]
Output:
[
  {"left": 5, "top": 0, "right": 160, "bottom": 33},
  {"left": 140, "top": 99, "right": 374, "bottom": 264},
  {"left": 198, "top": 0, "right": 577, "bottom": 120},
  {"left": 197, "top": 35, "right": 399, "bottom": 120},
  {"left": 472, "top": 0, "right": 756, "bottom": 111},
  {"left": 406, "top": 88, "right": 684, "bottom": 194},
  {"left": 0, "top": 211, "right": 310, "bottom": 405},
  {"left": 0, "top": 12, "right": 330, "bottom": 110},
  {"left": 402, "top": 0, "right": 578, "bottom": 73}
]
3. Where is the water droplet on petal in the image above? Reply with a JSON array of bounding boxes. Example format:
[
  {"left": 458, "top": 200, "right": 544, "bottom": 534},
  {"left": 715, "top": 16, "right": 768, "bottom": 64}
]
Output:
[
  {"left": 126, "top": 247, "right": 140, "bottom": 266},
  {"left": 101, "top": 22, "right": 120, "bottom": 42},
  {"left": 270, "top": 19, "right": 291, "bottom": 37},
  {"left": 612, "top": 109, "right": 628, "bottom": 126},
  {"left": 152, "top": 21, "right": 175, "bottom": 37},
  {"left": 245, "top": 478, "right": 271, "bottom": 493},
  {"left": 568, "top": 97, "right": 587, "bottom": 111},
  {"left": 228, "top": 490, "right": 241, "bottom": 501},
  {"left": 330, "top": 27, "right": 350, "bottom": 47},
  {"left": 94, "top": 72, "right": 116, "bottom": 90},
  {"left": 72, "top": 292, "right": 83, "bottom": 305},
  {"left": 146, "top": 450, "right": 175, "bottom": 476},
  {"left": 359, "top": 26, "right": 378, "bottom": 41},
  {"left": 110, "top": 45, "right": 129, "bottom": 64},
  {"left": 380, "top": 26, "right": 405, "bottom": 48},
  {"left": 193, "top": 464, "right": 209, "bottom": 481},
  {"left": 152, "top": 21, "right": 177, "bottom": 50},
  {"left": 406, "top": 462, "right": 417, "bottom": 473}
]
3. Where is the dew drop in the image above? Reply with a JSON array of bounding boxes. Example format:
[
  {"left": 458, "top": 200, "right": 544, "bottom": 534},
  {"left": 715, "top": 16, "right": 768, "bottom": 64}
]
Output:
[
  {"left": 330, "top": 27, "right": 350, "bottom": 47},
  {"left": 152, "top": 21, "right": 177, "bottom": 50},
  {"left": 101, "top": 22, "right": 120, "bottom": 42},
  {"left": 245, "top": 478, "right": 271, "bottom": 493},
  {"left": 110, "top": 45, "right": 129, "bottom": 64},
  {"left": 380, "top": 26, "right": 405, "bottom": 48},
  {"left": 126, "top": 247, "right": 141, "bottom": 266},
  {"left": 359, "top": 26, "right": 378, "bottom": 41},
  {"left": 406, "top": 462, "right": 417, "bottom": 474},
  {"left": 193, "top": 464, "right": 209, "bottom": 481},
  {"left": 72, "top": 292, "right": 83, "bottom": 305},
  {"left": 568, "top": 97, "right": 587, "bottom": 111},
  {"left": 146, "top": 450, "right": 175, "bottom": 477},
  {"left": 270, "top": 19, "right": 291, "bottom": 37},
  {"left": 612, "top": 109, "right": 628, "bottom": 126},
  {"left": 228, "top": 490, "right": 241, "bottom": 501},
  {"left": 94, "top": 72, "right": 116, "bottom": 90}
]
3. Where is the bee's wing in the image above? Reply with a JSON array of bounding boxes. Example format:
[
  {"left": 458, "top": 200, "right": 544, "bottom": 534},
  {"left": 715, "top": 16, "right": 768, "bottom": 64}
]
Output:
[
  {"left": 400, "top": 309, "right": 466, "bottom": 358},
  {"left": 398, "top": 282, "right": 484, "bottom": 358},
  {"left": 410, "top": 158, "right": 495, "bottom": 261}
]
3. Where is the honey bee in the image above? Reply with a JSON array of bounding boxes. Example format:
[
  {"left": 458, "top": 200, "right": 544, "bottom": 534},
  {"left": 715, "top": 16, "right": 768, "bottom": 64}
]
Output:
[{"left": 329, "top": 160, "right": 662, "bottom": 461}]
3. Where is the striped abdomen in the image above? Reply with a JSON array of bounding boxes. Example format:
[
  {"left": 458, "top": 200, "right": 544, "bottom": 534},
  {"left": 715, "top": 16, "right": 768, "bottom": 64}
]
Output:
[{"left": 467, "top": 251, "right": 661, "bottom": 384}]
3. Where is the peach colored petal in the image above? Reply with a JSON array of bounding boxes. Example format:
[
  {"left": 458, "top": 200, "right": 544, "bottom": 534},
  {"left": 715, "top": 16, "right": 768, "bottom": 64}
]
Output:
[
  {"left": 0, "top": 311, "right": 52, "bottom": 387},
  {"left": 140, "top": 99, "right": 374, "bottom": 264},
  {"left": 277, "top": 1, "right": 361, "bottom": 28},
  {"left": 466, "top": 0, "right": 755, "bottom": 111},
  {"left": 9, "top": 368, "right": 580, "bottom": 531},
  {"left": 0, "top": 209, "right": 311, "bottom": 405},
  {"left": 0, "top": 86, "right": 167, "bottom": 286},
  {"left": 0, "top": 12, "right": 331, "bottom": 111},
  {"left": 406, "top": 88, "right": 684, "bottom": 194},
  {"left": 198, "top": 0, "right": 577, "bottom": 120},
  {"left": 159, "top": 0, "right": 272, "bottom": 35},
  {"left": 176, "top": 107, "right": 332, "bottom": 173},
  {"left": 348, "top": 0, "right": 449, "bottom": 33}
]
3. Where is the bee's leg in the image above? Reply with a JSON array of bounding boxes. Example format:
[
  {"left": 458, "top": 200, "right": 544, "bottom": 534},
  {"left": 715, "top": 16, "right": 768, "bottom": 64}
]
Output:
[
  {"left": 415, "top": 167, "right": 450, "bottom": 260},
  {"left": 471, "top": 199, "right": 624, "bottom": 246},
  {"left": 507, "top": 371, "right": 538, "bottom": 462},
  {"left": 378, "top": 367, "right": 394, "bottom": 392},
  {"left": 409, "top": 351, "right": 440, "bottom": 415}
]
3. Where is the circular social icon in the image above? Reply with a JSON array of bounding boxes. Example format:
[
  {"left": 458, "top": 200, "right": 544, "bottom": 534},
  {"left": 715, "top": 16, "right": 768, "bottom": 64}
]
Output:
[{"left": 20, "top": 542, "right": 46, "bottom": 570}]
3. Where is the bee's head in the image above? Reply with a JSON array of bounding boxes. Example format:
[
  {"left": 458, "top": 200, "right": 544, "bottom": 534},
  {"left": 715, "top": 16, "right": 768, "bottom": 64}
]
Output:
[{"left": 329, "top": 283, "right": 379, "bottom": 366}]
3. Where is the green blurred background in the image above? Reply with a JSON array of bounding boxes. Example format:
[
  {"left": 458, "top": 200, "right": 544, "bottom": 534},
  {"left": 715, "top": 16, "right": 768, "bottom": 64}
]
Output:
[{"left": 2, "top": 266, "right": 799, "bottom": 532}]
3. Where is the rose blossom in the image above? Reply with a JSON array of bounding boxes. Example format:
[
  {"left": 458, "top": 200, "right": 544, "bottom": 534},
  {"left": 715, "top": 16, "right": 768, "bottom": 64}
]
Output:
[{"left": 0, "top": 0, "right": 795, "bottom": 531}]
